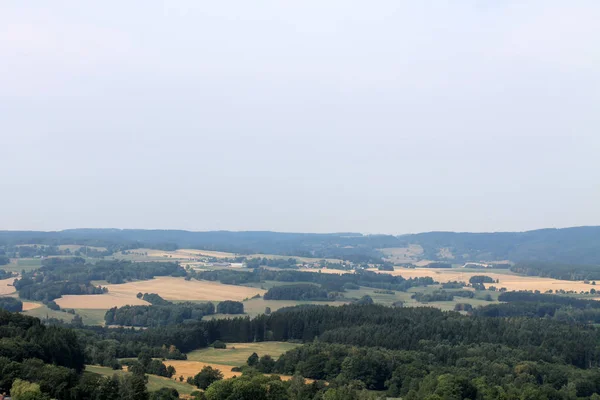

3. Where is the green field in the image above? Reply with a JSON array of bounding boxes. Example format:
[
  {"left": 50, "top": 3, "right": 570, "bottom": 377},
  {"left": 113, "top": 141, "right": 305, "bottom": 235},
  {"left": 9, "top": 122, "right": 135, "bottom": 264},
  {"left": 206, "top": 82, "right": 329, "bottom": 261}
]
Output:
[
  {"left": 186, "top": 342, "right": 300, "bottom": 366},
  {"left": 2, "top": 258, "right": 42, "bottom": 273},
  {"left": 23, "top": 303, "right": 75, "bottom": 322},
  {"left": 73, "top": 308, "right": 108, "bottom": 325},
  {"left": 21, "top": 304, "right": 106, "bottom": 326},
  {"left": 85, "top": 365, "right": 196, "bottom": 395}
]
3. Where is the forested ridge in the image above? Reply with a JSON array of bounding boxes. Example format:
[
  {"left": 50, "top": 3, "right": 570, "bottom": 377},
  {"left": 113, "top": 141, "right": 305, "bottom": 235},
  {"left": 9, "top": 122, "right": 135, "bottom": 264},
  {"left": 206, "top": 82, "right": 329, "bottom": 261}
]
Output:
[
  {"left": 2, "top": 225, "right": 600, "bottom": 264},
  {"left": 510, "top": 261, "right": 600, "bottom": 280}
]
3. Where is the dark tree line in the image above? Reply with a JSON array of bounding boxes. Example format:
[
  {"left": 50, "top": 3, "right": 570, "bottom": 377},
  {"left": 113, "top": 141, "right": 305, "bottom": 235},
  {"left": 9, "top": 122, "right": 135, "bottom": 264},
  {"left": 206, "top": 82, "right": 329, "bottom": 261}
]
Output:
[
  {"left": 191, "top": 267, "right": 435, "bottom": 293},
  {"left": 216, "top": 300, "right": 244, "bottom": 314},
  {"left": 263, "top": 284, "right": 333, "bottom": 301},
  {"left": 426, "top": 262, "right": 452, "bottom": 268},
  {"left": 0, "top": 268, "right": 14, "bottom": 279},
  {"left": 245, "top": 257, "right": 298, "bottom": 269},
  {"left": 474, "top": 291, "right": 600, "bottom": 323},
  {"left": 469, "top": 275, "right": 496, "bottom": 284},
  {"left": 511, "top": 261, "right": 600, "bottom": 280},
  {"left": 104, "top": 301, "right": 215, "bottom": 327},
  {"left": 0, "top": 297, "right": 23, "bottom": 312}
]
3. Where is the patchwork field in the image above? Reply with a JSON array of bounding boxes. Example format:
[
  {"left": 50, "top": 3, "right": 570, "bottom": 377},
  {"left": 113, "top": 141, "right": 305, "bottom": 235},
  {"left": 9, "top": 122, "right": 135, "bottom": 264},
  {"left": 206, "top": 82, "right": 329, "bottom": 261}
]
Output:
[
  {"left": 111, "top": 248, "right": 343, "bottom": 265},
  {"left": 376, "top": 267, "right": 597, "bottom": 293},
  {"left": 55, "top": 277, "right": 265, "bottom": 309}
]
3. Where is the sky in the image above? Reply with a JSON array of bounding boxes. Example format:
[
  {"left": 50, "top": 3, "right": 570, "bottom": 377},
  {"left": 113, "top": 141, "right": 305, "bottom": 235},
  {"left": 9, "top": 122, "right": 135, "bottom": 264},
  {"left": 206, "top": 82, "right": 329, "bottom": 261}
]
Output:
[{"left": 1, "top": 1, "right": 599, "bottom": 234}]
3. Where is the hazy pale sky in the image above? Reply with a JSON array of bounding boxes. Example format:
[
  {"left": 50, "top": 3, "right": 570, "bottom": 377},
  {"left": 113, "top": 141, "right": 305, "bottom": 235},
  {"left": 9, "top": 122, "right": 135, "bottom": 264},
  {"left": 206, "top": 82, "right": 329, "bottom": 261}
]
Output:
[{"left": 1, "top": 1, "right": 599, "bottom": 234}]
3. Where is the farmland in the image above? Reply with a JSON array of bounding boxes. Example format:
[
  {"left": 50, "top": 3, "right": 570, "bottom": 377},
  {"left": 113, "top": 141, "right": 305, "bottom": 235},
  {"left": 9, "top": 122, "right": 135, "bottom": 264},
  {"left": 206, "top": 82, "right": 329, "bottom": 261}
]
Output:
[
  {"left": 55, "top": 277, "right": 265, "bottom": 310},
  {"left": 377, "top": 267, "right": 597, "bottom": 293},
  {"left": 110, "top": 247, "right": 343, "bottom": 265},
  {"left": 0, "top": 277, "right": 16, "bottom": 295}
]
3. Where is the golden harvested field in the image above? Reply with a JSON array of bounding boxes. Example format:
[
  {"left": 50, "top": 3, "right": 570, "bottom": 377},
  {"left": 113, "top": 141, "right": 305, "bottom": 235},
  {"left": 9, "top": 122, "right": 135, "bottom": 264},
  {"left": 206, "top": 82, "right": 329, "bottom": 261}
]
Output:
[
  {"left": 104, "top": 277, "right": 265, "bottom": 301},
  {"left": 165, "top": 360, "right": 311, "bottom": 383},
  {"left": 22, "top": 301, "right": 42, "bottom": 311},
  {"left": 55, "top": 277, "right": 265, "bottom": 309},
  {"left": 0, "top": 278, "right": 16, "bottom": 295},
  {"left": 56, "top": 293, "right": 149, "bottom": 309},
  {"left": 166, "top": 360, "right": 239, "bottom": 379},
  {"left": 376, "top": 267, "right": 598, "bottom": 293}
]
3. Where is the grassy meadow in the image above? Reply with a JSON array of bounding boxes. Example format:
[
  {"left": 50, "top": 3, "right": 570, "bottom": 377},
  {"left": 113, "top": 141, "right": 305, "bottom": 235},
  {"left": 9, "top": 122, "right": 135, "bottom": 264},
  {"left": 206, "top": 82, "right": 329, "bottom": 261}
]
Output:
[{"left": 85, "top": 365, "right": 196, "bottom": 395}]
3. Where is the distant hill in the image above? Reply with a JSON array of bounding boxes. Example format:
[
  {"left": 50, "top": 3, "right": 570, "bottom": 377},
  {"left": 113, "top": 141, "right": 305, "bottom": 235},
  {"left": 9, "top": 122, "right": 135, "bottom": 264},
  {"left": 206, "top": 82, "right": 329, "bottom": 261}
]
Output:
[
  {"left": 0, "top": 226, "right": 599, "bottom": 264},
  {"left": 401, "top": 226, "right": 600, "bottom": 264}
]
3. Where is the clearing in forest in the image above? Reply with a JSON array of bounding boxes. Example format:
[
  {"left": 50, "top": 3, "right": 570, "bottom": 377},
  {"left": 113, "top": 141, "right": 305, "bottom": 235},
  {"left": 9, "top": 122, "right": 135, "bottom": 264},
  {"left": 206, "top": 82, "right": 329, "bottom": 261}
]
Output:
[
  {"left": 186, "top": 342, "right": 300, "bottom": 366},
  {"left": 86, "top": 365, "right": 196, "bottom": 395}
]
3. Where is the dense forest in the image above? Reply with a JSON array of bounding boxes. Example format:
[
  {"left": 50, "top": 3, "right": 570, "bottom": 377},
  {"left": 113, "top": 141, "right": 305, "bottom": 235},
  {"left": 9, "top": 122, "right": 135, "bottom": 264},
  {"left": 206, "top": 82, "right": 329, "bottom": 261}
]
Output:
[
  {"left": 104, "top": 300, "right": 215, "bottom": 327},
  {"left": 263, "top": 284, "right": 333, "bottom": 301},
  {"left": 0, "top": 268, "right": 15, "bottom": 279},
  {"left": 2, "top": 225, "right": 600, "bottom": 264},
  {"left": 0, "top": 309, "right": 376, "bottom": 399},
  {"left": 0, "top": 297, "right": 23, "bottom": 312},
  {"left": 191, "top": 267, "right": 435, "bottom": 292},
  {"left": 474, "top": 292, "right": 600, "bottom": 323},
  {"left": 510, "top": 261, "right": 600, "bottom": 280},
  {"left": 6, "top": 297, "right": 600, "bottom": 398},
  {"left": 216, "top": 300, "right": 244, "bottom": 314}
]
